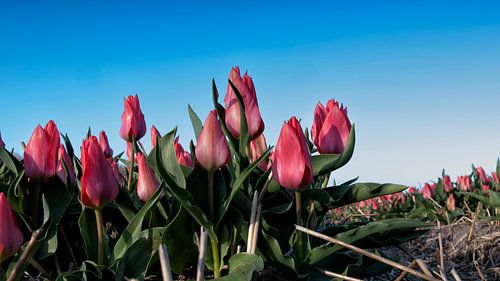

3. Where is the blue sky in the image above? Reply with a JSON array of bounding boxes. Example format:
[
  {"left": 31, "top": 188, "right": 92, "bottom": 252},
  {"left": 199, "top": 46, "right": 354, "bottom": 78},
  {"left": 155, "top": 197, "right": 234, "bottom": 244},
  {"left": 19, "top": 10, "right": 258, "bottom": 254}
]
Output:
[{"left": 1, "top": 1, "right": 499, "bottom": 185}]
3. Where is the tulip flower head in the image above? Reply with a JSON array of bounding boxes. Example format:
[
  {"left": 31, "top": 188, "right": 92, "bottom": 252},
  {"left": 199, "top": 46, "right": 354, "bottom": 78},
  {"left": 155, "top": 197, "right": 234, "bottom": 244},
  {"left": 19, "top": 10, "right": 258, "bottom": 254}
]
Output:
[
  {"left": 136, "top": 152, "right": 161, "bottom": 202},
  {"left": 272, "top": 117, "right": 313, "bottom": 190},
  {"left": 174, "top": 137, "right": 194, "bottom": 169},
  {"left": 492, "top": 172, "right": 498, "bottom": 185},
  {"left": 119, "top": 95, "right": 147, "bottom": 142},
  {"left": 422, "top": 183, "right": 434, "bottom": 199},
  {"left": 224, "top": 67, "right": 265, "bottom": 140},
  {"left": 24, "top": 120, "right": 60, "bottom": 182},
  {"left": 56, "top": 144, "right": 76, "bottom": 184},
  {"left": 151, "top": 125, "right": 161, "bottom": 149},
  {"left": 0, "top": 193, "right": 24, "bottom": 263},
  {"left": 457, "top": 175, "right": 472, "bottom": 191},
  {"left": 311, "top": 99, "right": 352, "bottom": 154},
  {"left": 250, "top": 134, "right": 268, "bottom": 171},
  {"left": 195, "top": 110, "right": 230, "bottom": 172},
  {"left": 443, "top": 175, "right": 453, "bottom": 192},
  {"left": 0, "top": 131, "right": 5, "bottom": 148},
  {"left": 99, "top": 131, "right": 113, "bottom": 159},
  {"left": 81, "top": 136, "right": 119, "bottom": 209},
  {"left": 476, "top": 166, "right": 489, "bottom": 184},
  {"left": 446, "top": 194, "right": 456, "bottom": 212}
]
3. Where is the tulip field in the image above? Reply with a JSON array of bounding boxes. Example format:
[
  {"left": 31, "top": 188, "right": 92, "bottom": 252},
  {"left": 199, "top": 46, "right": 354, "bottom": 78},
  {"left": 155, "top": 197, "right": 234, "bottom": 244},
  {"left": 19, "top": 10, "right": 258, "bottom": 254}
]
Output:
[{"left": 0, "top": 66, "right": 499, "bottom": 281}]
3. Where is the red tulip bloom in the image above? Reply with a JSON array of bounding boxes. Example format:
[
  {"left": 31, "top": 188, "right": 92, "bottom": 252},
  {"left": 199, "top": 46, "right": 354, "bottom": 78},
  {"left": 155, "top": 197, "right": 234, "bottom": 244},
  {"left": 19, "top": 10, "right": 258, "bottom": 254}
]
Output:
[
  {"left": 24, "top": 120, "right": 60, "bottom": 182},
  {"left": 111, "top": 160, "right": 125, "bottom": 187},
  {"left": 457, "top": 176, "right": 472, "bottom": 191},
  {"left": 195, "top": 110, "right": 230, "bottom": 172},
  {"left": 446, "top": 194, "right": 456, "bottom": 212},
  {"left": 136, "top": 152, "right": 161, "bottom": 202},
  {"left": 224, "top": 67, "right": 265, "bottom": 140},
  {"left": 174, "top": 137, "right": 194, "bottom": 169},
  {"left": 492, "top": 172, "right": 498, "bottom": 185},
  {"left": 119, "top": 95, "right": 146, "bottom": 142},
  {"left": 0, "top": 193, "right": 24, "bottom": 263},
  {"left": 408, "top": 187, "right": 416, "bottom": 193},
  {"left": 272, "top": 117, "right": 313, "bottom": 190},
  {"left": 81, "top": 136, "right": 119, "bottom": 209},
  {"left": 99, "top": 131, "right": 113, "bottom": 159},
  {"left": 0, "top": 131, "right": 5, "bottom": 148},
  {"left": 443, "top": 175, "right": 453, "bottom": 192},
  {"left": 482, "top": 185, "right": 490, "bottom": 191},
  {"left": 311, "top": 99, "right": 352, "bottom": 154},
  {"left": 250, "top": 134, "right": 268, "bottom": 171},
  {"left": 151, "top": 125, "right": 161, "bottom": 149},
  {"left": 476, "top": 166, "right": 489, "bottom": 184},
  {"left": 422, "top": 183, "right": 434, "bottom": 199},
  {"left": 56, "top": 144, "right": 76, "bottom": 184}
]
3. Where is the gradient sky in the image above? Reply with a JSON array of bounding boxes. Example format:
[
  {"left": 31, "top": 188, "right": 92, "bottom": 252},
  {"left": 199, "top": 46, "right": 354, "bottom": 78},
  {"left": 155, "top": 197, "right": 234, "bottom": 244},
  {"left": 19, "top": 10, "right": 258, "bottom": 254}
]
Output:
[{"left": 1, "top": 1, "right": 499, "bottom": 186}]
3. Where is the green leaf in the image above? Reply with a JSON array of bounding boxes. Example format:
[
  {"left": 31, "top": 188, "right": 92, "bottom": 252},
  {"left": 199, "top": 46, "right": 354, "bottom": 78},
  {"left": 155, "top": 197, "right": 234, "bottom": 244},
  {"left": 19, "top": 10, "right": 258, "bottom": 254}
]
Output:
[
  {"left": 218, "top": 253, "right": 264, "bottom": 281},
  {"left": 79, "top": 208, "right": 110, "bottom": 264},
  {"left": 0, "top": 146, "right": 22, "bottom": 174},
  {"left": 115, "top": 238, "right": 153, "bottom": 281},
  {"left": 301, "top": 182, "right": 407, "bottom": 210},
  {"left": 308, "top": 218, "right": 430, "bottom": 265},
  {"left": 228, "top": 79, "right": 249, "bottom": 156},
  {"left": 459, "top": 191, "right": 500, "bottom": 207},
  {"left": 188, "top": 104, "right": 203, "bottom": 141},
  {"left": 111, "top": 189, "right": 162, "bottom": 263},
  {"left": 162, "top": 207, "right": 198, "bottom": 274},
  {"left": 311, "top": 125, "right": 355, "bottom": 176}
]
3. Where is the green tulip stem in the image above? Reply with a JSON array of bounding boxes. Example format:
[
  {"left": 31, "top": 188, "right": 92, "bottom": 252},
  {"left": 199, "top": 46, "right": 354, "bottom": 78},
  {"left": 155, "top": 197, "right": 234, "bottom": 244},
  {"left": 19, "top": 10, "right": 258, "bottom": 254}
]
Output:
[
  {"left": 94, "top": 208, "right": 104, "bottom": 265},
  {"left": 127, "top": 138, "right": 136, "bottom": 193},
  {"left": 295, "top": 190, "right": 304, "bottom": 266},
  {"left": 207, "top": 170, "right": 221, "bottom": 278},
  {"left": 33, "top": 183, "right": 42, "bottom": 225}
]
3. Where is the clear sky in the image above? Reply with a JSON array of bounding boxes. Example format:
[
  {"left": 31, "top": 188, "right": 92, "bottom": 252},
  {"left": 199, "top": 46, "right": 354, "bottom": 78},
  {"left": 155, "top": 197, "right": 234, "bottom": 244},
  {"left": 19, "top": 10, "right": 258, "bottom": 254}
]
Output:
[{"left": 1, "top": 1, "right": 499, "bottom": 186}]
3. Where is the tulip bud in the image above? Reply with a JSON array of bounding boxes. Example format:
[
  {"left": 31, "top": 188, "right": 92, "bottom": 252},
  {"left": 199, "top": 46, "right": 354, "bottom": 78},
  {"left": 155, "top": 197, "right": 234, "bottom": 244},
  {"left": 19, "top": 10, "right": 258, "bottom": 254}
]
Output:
[
  {"left": 492, "top": 172, "right": 498, "bottom": 185},
  {"left": 0, "top": 131, "right": 5, "bottom": 148},
  {"left": 136, "top": 152, "right": 161, "bottom": 202},
  {"left": 311, "top": 99, "right": 351, "bottom": 154},
  {"left": 422, "top": 183, "right": 434, "bottom": 199},
  {"left": 272, "top": 117, "right": 313, "bottom": 190},
  {"left": 457, "top": 175, "right": 472, "bottom": 191},
  {"left": 56, "top": 144, "right": 76, "bottom": 184},
  {"left": 24, "top": 120, "right": 60, "bottom": 182},
  {"left": 111, "top": 160, "right": 125, "bottom": 187},
  {"left": 195, "top": 110, "right": 230, "bottom": 172},
  {"left": 119, "top": 95, "right": 146, "bottom": 142},
  {"left": 482, "top": 185, "right": 490, "bottom": 191},
  {"left": 446, "top": 194, "right": 456, "bottom": 212},
  {"left": 443, "top": 175, "right": 453, "bottom": 192},
  {"left": 99, "top": 131, "right": 113, "bottom": 159},
  {"left": 174, "top": 137, "right": 194, "bottom": 169},
  {"left": 0, "top": 193, "right": 24, "bottom": 263},
  {"left": 151, "top": 125, "right": 161, "bottom": 149},
  {"left": 250, "top": 134, "right": 268, "bottom": 171},
  {"left": 408, "top": 187, "right": 416, "bottom": 193},
  {"left": 81, "top": 136, "right": 119, "bottom": 209},
  {"left": 224, "top": 67, "right": 265, "bottom": 140},
  {"left": 476, "top": 166, "right": 489, "bottom": 184}
]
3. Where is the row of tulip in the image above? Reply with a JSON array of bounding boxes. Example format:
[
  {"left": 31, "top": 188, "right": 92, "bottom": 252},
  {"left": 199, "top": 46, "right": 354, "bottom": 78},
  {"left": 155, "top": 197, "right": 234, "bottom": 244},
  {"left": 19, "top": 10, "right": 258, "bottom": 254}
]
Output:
[
  {"left": 1, "top": 67, "right": 428, "bottom": 280},
  {"left": 333, "top": 164, "right": 500, "bottom": 223}
]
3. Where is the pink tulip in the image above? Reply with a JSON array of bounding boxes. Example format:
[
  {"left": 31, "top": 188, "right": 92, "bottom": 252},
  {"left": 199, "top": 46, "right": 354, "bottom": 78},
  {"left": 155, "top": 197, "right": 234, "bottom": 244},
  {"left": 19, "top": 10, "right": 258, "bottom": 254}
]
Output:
[
  {"left": 81, "top": 136, "right": 119, "bottom": 209},
  {"left": 119, "top": 95, "right": 146, "bottom": 142},
  {"left": 174, "top": 137, "right": 194, "bottom": 169},
  {"left": 0, "top": 193, "right": 24, "bottom": 263},
  {"left": 136, "top": 152, "right": 161, "bottom": 202},
  {"left": 151, "top": 125, "right": 161, "bottom": 149},
  {"left": 443, "top": 175, "right": 453, "bottom": 192},
  {"left": 250, "top": 134, "right": 268, "bottom": 171},
  {"left": 195, "top": 110, "right": 230, "bottom": 172},
  {"left": 476, "top": 167, "right": 489, "bottom": 184},
  {"left": 482, "top": 185, "right": 490, "bottom": 191},
  {"left": 457, "top": 176, "right": 472, "bottom": 191},
  {"left": 0, "top": 131, "right": 5, "bottom": 148},
  {"left": 99, "top": 131, "right": 113, "bottom": 159},
  {"left": 111, "top": 160, "right": 125, "bottom": 187},
  {"left": 492, "top": 172, "right": 498, "bottom": 185},
  {"left": 224, "top": 66, "right": 265, "bottom": 140},
  {"left": 311, "top": 99, "right": 352, "bottom": 154},
  {"left": 24, "top": 120, "right": 60, "bottom": 182},
  {"left": 56, "top": 144, "right": 76, "bottom": 184},
  {"left": 272, "top": 117, "right": 313, "bottom": 190},
  {"left": 446, "top": 194, "right": 456, "bottom": 212},
  {"left": 408, "top": 187, "right": 416, "bottom": 193},
  {"left": 422, "top": 183, "right": 434, "bottom": 199}
]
